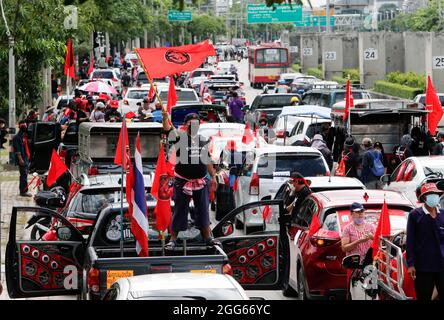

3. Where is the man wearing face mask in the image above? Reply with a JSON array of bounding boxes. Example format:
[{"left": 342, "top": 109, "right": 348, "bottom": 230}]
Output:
[
  {"left": 12, "top": 120, "right": 32, "bottom": 197},
  {"left": 162, "top": 111, "right": 219, "bottom": 249},
  {"left": 341, "top": 202, "right": 376, "bottom": 264},
  {"left": 406, "top": 182, "right": 444, "bottom": 300},
  {"left": 284, "top": 172, "right": 312, "bottom": 220}
]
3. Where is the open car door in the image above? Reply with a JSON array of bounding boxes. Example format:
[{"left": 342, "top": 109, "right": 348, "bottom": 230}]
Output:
[
  {"left": 27, "top": 122, "right": 61, "bottom": 174},
  {"left": 6, "top": 206, "right": 85, "bottom": 299},
  {"left": 212, "top": 199, "right": 287, "bottom": 290}
]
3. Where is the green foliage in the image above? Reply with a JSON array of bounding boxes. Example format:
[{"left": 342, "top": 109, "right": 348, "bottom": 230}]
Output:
[
  {"left": 331, "top": 76, "right": 348, "bottom": 85},
  {"left": 188, "top": 14, "right": 226, "bottom": 41},
  {"left": 307, "top": 67, "right": 323, "bottom": 79},
  {"left": 343, "top": 69, "right": 360, "bottom": 82},
  {"left": 292, "top": 64, "right": 301, "bottom": 72},
  {"left": 374, "top": 81, "right": 424, "bottom": 99},
  {"left": 385, "top": 72, "right": 426, "bottom": 91}
]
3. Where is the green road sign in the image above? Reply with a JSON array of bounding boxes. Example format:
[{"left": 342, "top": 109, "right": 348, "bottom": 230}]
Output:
[
  {"left": 168, "top": 10, "right": 192, "bottom": 22},
  {"left": 294, "top": 14, "right": 335, "bottom": 27},
  {"left": 247, "top": 4, "right": 302, "bottom": 24}
]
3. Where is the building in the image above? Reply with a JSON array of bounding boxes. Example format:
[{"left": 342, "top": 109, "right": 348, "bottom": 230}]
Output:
[{"left": 214, "top": 0, "right": 230, "bottom": 16}]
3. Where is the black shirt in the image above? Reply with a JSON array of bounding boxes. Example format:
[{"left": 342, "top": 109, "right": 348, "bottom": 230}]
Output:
[
  {"left": 291, "top": 186, "right": 312, "bottom": 219},
  {"left": 105, "top": 109, "right": 122, "bottom": 122},
  {"left": 170, "top": 131, "right": 211, "bottom": 179}
]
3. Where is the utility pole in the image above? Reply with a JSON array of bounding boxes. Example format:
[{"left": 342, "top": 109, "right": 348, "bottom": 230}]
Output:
[{"left": 326, "top": 0, "right": 331, "bottom": 33}]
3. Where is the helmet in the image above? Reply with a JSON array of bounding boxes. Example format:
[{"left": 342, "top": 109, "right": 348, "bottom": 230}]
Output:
[
  {"left": 278, "top": 79, "right": 286, "bottom": 85},
  {"left": 290, "top": 96, "right": 299, "bottom": 104}
]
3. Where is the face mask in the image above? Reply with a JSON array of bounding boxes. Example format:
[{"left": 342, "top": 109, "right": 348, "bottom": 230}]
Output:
[
  {"left": 353, "top": 217, "right": 364, "bottom": 225},
  {"left": 425, "top": 194, "right": 440, "bottom": 207}
]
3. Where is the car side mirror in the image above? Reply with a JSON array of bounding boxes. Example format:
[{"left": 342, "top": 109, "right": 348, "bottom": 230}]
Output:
[
  {"left": 381, "top": 174, "right": 391, "bottom": 185},
  {"left": 221, "top": 221, "right": 234, "bottom": 237},
  {"left": 261, "top": 195, "right": 272, "bottom": 201},
  {"left": 342, "top": 254, "right": 361, "bottom": 269},
  {"left": 56, "top": 226, "right": 73, "bottom": 241}
]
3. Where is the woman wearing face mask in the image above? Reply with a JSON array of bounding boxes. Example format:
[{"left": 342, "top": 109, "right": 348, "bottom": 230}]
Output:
[
  {"left": 406, "top": 182, "right": 444, "bottom": 300},
  {"left": 341, "top": 202, "right": 376, "bottom": 264}
]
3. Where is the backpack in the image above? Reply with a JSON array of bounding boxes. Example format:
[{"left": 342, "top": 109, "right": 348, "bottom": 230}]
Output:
[{"left": 369, "top": 150, "right": 385, "bottom": 177}]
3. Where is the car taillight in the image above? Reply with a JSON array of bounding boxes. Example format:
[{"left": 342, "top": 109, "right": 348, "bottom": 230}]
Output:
[
  {"left": 88, "top": 166, "right": 98, "bottom": 176},
  {"left": 88, "top": 268, "right": 100, "bottom": 293},
  {"left": 310, "top": 237, "right": 338, "bottom": 248},
  {"left": 249, "top": 173, "right": 259, "bottom": 195},
  {"left": 223, "top": 264, "right": 233, "bottom": 276},
  {"left": 112, "top": 77, "right": 118, "bottom": 82},
  {"left": 123, "top": 99, "right": 129, "bottom": 105},
  {"left": 276, "top": 130, "right": 285, "bottom": 138}
]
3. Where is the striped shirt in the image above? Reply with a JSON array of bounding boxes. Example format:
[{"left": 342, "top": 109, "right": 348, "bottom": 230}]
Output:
[{"left": 342, "top": 222, "right": 376, "bottom": 263}]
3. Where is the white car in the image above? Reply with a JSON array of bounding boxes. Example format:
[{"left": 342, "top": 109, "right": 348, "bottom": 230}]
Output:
[
  {"left": 157, "top": 87, "right": 200, "bottom": 106},
  {"left": 274, "top": 106, "right": 332, "bottom": 146},
  {"left": 104, "top": 273, "right": 250, "bottom": 300},
  {"left": 234, "top": 146, "right": 330, "bottom": 232},
  {"left": 90, "top": 69, "right": 122, "bottom": 93},
  {"left": 121, "top": 87, "right": 151, "bottom": 114},
  {"left": 216, "top": 61, "right": 233, "bottom": 75},
  {"left": 382, "top": 156, "right": 444, "bottom": 206},
  {"left": 413, "top": 93, "right": 444, "bottom": 129}
]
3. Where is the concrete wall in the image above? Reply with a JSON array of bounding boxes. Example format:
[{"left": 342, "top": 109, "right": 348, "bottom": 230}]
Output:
[
  {"left": 300, "top": 34, "right": 320, "bottom": 73},
  {"left": 342, "top": 33, "right": 359, "bottom": 70},
  {"left": 385, "top": 33, "right": 405, "bottom": 74},
  {"left": 359, "top": 32, "right": 387, "bottom": 88},
  {"left": 404, "top": 32, "right": 431, "bottom": 75},
  {"left": 429, "top": 33, "right": 444, "bottom": 92},
  {"left": 321, "top": 33, "right": 359, "bottom": 80}
]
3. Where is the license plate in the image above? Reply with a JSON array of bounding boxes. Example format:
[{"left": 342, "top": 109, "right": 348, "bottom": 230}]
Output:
[
  {"left": 190, "top": 269, "right": 217, "bottom": 274},
  {"left": 106, "top": 270, "right": 134, "bottom": 289}
]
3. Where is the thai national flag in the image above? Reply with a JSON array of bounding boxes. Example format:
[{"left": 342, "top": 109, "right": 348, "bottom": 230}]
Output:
[{"left": 128, "top": 133, "right": 149, "bottom": 256}]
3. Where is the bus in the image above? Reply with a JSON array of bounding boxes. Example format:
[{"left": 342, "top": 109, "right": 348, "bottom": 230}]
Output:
[{"left": 248, "top": 44, "right": 290, "bottom": 89}]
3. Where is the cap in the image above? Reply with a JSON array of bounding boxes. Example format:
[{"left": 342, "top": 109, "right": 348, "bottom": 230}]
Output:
[
  {"left": 110, "top": 100, "right": 119, "bottom": 109},
  {"left": 96, "top": 102, "right": 106, "bottom": 109},
  {"left": 290, "top": 96, "right": 300, "bottom": 103},
  {"left": 418, "top": 182, "right": 443, "bottom": 200},
  {"left": 345, "top": 136, "right": 355, "bottom": 147},
  {"left": 350, "top": 202, "right": 365, "bottom": 212},
  {"left": 290, "top": 171, "right": 311, "bottom": 186},
  {"left": 98, "top": 93, "right": 110, "bottom": 102},
  {"left": 126, "top": 112, "right": 136, "bottom": 119},
  {"left": 184, "top": 113, "right": 200, "bottom": 123}
]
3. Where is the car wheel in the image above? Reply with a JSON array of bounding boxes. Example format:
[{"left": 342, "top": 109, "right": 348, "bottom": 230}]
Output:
[{"left": 297, "top": 267, "right": 308, "bottom": 300}]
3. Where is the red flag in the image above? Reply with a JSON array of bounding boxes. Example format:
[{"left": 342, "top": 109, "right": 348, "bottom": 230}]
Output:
[
  {"left": 262, "top": 205, "right": 272, "bottom": 223},
  {"left": 114, "top": 120, "right": 130, "bottom": 169},
  {"left": 167, "top": 147, "right": 176, "bottom": 177},
  {"left": 308, "top": 214, "right": 321, "bottom": 237},
  {"left": 426, "top": 75, "right": 444, "bottom": 136},
  {"left": 242, "top": 122, "right": 254, "bottom": 145},
  {"left": 46, "top": 150, "right": 69, "bottom": 187},
  {"left": 343, "top": 79, "right": 354, "bottom": 121},
  {"left": 126, "top": 160, "right": 134, "bottom": 218},
  {"left": 151, "top": 144, "right": 172, "bottom": 232},
  {"left": 64, "top": 38, "right": 76, "bottom": 79},
  {"left": 371, "top": 198, "right": 391, "bottom": 258},
  {"left": 135, "top": 41, "right": 216, "bottom": 79},
  {"left": 148, "top": 83, "right": 155, "bottom": 101},
  {"left": 87, "top": 55, "right": 94, "bottom": 77},
  {"left": 166, "top": 76, "right": 177, "bottom": 113}
]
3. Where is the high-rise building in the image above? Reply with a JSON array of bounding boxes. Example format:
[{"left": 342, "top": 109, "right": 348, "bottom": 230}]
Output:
[{"left": 214, "top": 0, "right": 230, "bottom": 16}]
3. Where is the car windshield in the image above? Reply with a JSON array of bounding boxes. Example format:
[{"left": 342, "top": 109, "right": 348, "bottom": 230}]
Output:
[
  {"left": 159, "top": 90, "right": 198, "bottom": 102},
  {"left": 68, "top": 188, "right": 154, "bottom": 214},
  {"left": 419, "top": 95, "right": 444, "bottom": 106},
  {"left": 127, "top": 90, "right": 149, "bottom": 99},
  {"left": 92, "top": 71, "right": 113, "bottom": 79},
  {"left": 257, "top": 154, "right": 327, "bottom": 178},
  {"left": 192, "top": 70, "right": 214, "bottom": 77},
  {"left": 334, "top": 92, "right": 366, "bottom": 104},
  {"left": 131, "top": 289, "right": 244, "bottom": 300},
  {"left": 256, "top": 95, "right": 298, "bottom": 109},
  {"left": 274, "top": 116, "right": 299, "bottom": 130},
  {"left": 423, "top": 166, "right": 444, "bottom": 178}
]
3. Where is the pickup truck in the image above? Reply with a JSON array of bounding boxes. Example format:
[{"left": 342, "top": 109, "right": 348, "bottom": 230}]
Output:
[{"left": 6, "top": 200, "right": 285, "bottom": 299}]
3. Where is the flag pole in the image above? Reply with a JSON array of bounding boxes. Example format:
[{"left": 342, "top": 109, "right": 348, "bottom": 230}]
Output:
[
  {"left": 120, "top": 117, "right": 126, "bottom": 258},
  {"left": 161, "top": 230, "right": 165, "bottom": 256}
]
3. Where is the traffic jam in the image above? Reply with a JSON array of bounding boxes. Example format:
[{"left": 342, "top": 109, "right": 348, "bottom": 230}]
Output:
[{"left": 2, "top": 39, "right": 444, "bottom": 303}]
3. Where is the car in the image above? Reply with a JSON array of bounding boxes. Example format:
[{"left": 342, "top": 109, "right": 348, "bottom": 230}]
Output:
[
  {"left": 188, "top": 76, "right": 210, "bottom": 92},
  {"left": 104, "top": 273, "right": 250, "bottom": 300},
  {"left": 290, "top": 76, "right": 319, "bottom": 94},
  {"left": 302, "top": 88, "right": 372, "bottom": 109},
  {"left": 124, "top": 52, "right": 139, "bottom": 66},
  {"left": 207, "top": 81, "right": 245, "bottom": 106},
  {"left": 233, "top": 146, "right": 330, "bottom": 233},
  {"left": 189, "top": 68, "right": 214, "bottom": 79},
  {"left": 53, "top": 95, "right": 75, "bottom": 112},
  {"left": 244, "top": 93, "right": 302, "bottom": 128},
  {"left": 273, "top": 106, "right": 332, "bottom": 146},
  {"left": 381, "top": 156, "right": 444, "bottom": 206},
  {"left": 121, "top": 87, "right": 150, "bottom": 114},
  {"left": 157, "top": 87, "right": 200, "bottom": 106},
  {"left": 284, "top": 189, "right": 414, "bottom": 300},
  {"left": 209, "top": 74, "right": 237, "bottom": 82},
  {"left": 413, "top": 93, "right": 444, "bottom": 129},
  {"left": 170, "top": 103, "right": 228, "bottom": 127},
  {"left": 136, "top": 70, "right": 169, "bottom": 85},
  {"left": 215, "top": 61, "right": 233, "bottom": 75},
  {"left": 89, "top": 69, "right": 122, "bottom": 93},
  {"left": 278, "top": 73, "right": 306, "bottom": 86}
]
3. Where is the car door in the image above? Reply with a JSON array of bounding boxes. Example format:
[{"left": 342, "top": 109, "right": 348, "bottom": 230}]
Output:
[
  {"left": 27, "top": 122, "right": 61, "bottom": 174},
  {"left": 384, "top": 160, "right": 409, "bottom": 194},
  {"left": 234, "top": 152, "right": 255, "bottom": 208},
  {"left": 213, "top": 200, "right": 285, "bottom": 290},
  {"left": 6, "top": 206, "right": 85, "bottom": 299}
]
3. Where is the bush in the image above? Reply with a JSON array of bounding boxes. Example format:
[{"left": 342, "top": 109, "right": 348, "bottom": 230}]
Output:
[
  {"left": 373, "top": 80, "right": 423, "bottom": 99},
  {"left": 342, "top": 69, "right": 360, "bottom": 82},
  {"left": 385, "top": 71, "right": 426, "bottom": 91},
  {"left": 331, "top": 76, "right": 348, "bottom": 85},
  {"left": 292, "top": 64, "right": 301, "bottom": 72},
  {"left": 307, "top": 67, "right": 323, "bottom": 79}
]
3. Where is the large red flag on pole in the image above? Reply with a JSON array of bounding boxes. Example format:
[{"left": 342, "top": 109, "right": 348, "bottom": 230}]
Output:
[
  {"left": 343, "top": 79, "right": 354, "bottom": 121},
  {"left": 114, "top": 120, "right": 130, "bottom": 169},
  {"left": 64, "top": 38, "right": 75, "bottom": 79},
  {"left": 426, "top": 75, "right": 444, "bottom": 136},
  {"left": 87, "top": 55, "right": 94, "bottom": 77},
  {"left": 166, "top": 76, "right": 178, "bottom": 114},
  {"left": 371, "top": 197, "right": 391, "bottom": 258},
  {"left": 46, "top": 150, "right": 69, "bottom": 187},
  {"left": 151, "top": 144, "right": 172, "bottom": 232},
  {"left": 134, "top": 40, "right": 216, "bottom": 79}
]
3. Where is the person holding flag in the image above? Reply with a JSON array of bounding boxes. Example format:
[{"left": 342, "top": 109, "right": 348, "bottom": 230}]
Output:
[
  {"left": 406, "top": 182, "right": 444, "bottom": 300},
  {"left": 341, "top": 202, "right": 376, "bottom": 265}
]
